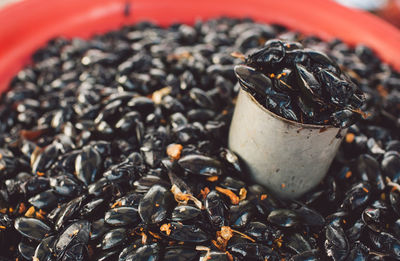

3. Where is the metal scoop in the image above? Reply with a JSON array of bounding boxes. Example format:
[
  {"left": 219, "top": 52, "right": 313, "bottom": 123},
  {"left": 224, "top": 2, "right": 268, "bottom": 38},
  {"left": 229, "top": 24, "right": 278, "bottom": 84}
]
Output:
[{"left": 228, "top": 65, "right": 346, "bottom": 199}]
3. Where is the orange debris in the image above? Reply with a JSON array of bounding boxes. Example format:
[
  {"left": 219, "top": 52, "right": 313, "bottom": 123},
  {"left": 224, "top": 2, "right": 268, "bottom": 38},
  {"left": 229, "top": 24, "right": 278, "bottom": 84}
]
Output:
[
  {"left": 206, "top": 176, "right": 219, "bottom": 182},
  {"left": 230, "top": 52, "right": 246, "bottom": 61},
  {"left": 345, "top": 133, "right": 355, "bottom": 143},
  {"left": 239, "top": 188, "right": 247, "bottom": 201},
  {"left": 215, "top": 186, "right": 239, "bottom": 205},
  {"left": 111, "top": 201, "right": 122, "bottom": 208},
  {"left": 18, "top": 203, "right": 26, "bottom": 214},
  {"left": 200, "top": 187, "right": 210, "bottom": 199},
  {"left": 25, "top": 206, "right": 35, "bottom": 217},
  {"left": 160, "top": 223, "right": 172, "bottom": 236},
  {"left": 166, "top": 144, "right": 183, "bottom": 160}
]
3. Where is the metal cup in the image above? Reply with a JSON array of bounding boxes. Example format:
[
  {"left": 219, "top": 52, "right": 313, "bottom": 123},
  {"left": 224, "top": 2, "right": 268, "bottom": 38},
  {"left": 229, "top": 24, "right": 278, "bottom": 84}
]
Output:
[{"left": 229, "top": 80, "right": 346, "bottom": 199}]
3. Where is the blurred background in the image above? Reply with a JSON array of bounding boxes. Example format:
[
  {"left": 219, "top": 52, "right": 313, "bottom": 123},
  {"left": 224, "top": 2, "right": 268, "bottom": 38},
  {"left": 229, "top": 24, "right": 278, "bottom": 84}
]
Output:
[
  {"left": 333, "top": 0, "right": 400, "bottom": 28},
  {"left": 0, "top": 0, "right": 20, "bottom": 8},
  {"left": 1, "top": 0, "right": 400, "bottom": 25},
  {"left": 2, "top": 0, "right": 400, "bottom": 28}
]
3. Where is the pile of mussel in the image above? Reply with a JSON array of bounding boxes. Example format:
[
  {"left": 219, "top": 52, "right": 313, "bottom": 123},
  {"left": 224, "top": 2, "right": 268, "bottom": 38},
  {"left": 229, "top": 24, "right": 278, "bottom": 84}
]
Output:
[
  {"left": 235, "top": 39, "right": 366, "bottom": 127},
  {"left": 0, "top": 18, "right": 399, "bottom": 261}
]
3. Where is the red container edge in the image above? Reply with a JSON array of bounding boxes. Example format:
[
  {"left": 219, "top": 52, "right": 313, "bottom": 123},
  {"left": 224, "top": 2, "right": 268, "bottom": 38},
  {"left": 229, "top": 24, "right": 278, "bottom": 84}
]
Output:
[{"left": 1, "top": 0, "right": 400, "bottom": 94}]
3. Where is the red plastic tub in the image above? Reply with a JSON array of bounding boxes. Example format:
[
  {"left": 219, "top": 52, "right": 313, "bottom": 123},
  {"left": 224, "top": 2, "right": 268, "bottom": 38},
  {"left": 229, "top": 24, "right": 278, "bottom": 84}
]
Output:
[{"left": 1, "top": 0, "right": 400, "bottom": 94}]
